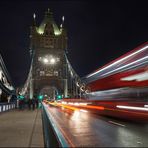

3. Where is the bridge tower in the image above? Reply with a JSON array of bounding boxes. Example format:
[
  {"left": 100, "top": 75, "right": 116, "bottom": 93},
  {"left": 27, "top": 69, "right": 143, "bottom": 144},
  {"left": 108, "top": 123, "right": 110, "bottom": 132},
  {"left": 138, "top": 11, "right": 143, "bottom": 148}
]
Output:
[{"left": 29, "top": 9, "right": 68, "bottom": 99}]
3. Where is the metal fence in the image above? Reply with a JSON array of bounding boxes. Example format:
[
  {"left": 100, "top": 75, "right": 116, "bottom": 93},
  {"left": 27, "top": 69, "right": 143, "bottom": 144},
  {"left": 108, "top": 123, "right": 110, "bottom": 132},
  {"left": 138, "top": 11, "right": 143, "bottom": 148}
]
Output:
[{"left": 0, "top": 102, "right": 16, "bottom": 113}]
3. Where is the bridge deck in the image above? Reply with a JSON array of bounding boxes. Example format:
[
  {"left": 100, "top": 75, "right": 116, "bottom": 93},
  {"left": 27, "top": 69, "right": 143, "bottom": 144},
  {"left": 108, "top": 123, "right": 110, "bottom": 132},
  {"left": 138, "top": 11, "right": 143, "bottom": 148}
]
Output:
[
  {"left": 45, "top": 104, "right": 148, "bottom": 147},
  {"left": 0, "top": 109, "right": 44, "bottom": 147}
]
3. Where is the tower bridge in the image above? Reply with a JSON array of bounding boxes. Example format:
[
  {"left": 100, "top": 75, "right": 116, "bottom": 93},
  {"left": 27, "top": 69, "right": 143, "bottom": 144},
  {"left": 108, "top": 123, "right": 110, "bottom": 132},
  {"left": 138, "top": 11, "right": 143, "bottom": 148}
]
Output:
[
  {"left": 19, "top": 9, "right": 87, "bottom": 100},
  {"left": 0, "top": 9, "right": 148, "bottom": 147}
]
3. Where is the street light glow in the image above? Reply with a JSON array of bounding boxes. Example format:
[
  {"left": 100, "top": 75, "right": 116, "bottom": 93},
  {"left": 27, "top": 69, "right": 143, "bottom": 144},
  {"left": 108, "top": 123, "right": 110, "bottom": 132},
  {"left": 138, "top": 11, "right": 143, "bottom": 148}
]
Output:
[
  {"left": 43, "top": 58, "right": 49, "bottom": 64},
  {"left": 41, "top": 56, "right": 58, "bottom": 65},
  {"left": 50, "top": 58, "right": 56, "bottom": 64}
]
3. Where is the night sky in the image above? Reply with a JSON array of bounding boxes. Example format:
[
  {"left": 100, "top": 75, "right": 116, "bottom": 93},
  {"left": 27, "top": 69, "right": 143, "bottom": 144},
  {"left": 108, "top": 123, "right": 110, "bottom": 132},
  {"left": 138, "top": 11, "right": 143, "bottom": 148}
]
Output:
[{"left": 0, "top": 1, "right": 148, "bottom": 87}]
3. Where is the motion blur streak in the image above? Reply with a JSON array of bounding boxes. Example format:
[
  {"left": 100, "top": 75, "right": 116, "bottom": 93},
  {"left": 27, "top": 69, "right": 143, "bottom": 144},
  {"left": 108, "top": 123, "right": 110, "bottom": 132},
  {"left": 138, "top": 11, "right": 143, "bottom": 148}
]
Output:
[
  {"left": 86, "top": 45, "right": 148, "bottom": 78},
  {"left": 116, "top": 105, "right": 148, "bottom": 111},
  {"left": 80, "top": 109, "right": 88, "bottom": 112},
  {"left": 81, "top": 105, "right": 105, "bottom": 110},
  {"left": 49, "top": 102, "right": 80, "bottom": 111}
]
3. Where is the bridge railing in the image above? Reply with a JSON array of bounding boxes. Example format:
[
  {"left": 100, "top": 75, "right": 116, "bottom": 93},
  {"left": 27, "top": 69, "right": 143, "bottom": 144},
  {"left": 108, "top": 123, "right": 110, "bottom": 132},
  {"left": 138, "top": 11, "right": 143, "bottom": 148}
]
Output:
[
  {"left": 0, "top": 102, "right": 16, "bottom": 113},
  {"left": 41, "top": 102, "right": 69, "bottom": 147}
]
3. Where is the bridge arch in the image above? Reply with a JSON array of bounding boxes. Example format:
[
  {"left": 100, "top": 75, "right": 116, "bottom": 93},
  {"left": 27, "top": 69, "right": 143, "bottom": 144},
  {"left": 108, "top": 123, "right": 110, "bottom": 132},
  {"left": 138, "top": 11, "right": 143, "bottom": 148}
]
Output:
[{"left": 34, "top": 78, "right": 63, "bottom": 100}]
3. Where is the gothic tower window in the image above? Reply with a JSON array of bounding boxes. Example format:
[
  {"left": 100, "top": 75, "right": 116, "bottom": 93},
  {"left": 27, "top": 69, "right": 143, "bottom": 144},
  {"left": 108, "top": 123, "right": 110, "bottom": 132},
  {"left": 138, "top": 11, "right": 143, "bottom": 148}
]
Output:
[{"left": 45, "top": 30, "right": 49, "bottom": 36}]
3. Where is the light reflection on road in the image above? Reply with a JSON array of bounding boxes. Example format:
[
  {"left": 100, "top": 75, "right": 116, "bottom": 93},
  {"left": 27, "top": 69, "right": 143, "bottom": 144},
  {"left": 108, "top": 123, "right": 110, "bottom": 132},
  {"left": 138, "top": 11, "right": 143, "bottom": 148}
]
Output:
[{"left": 45, "top": 101, "right": 148, "bottom": 147}]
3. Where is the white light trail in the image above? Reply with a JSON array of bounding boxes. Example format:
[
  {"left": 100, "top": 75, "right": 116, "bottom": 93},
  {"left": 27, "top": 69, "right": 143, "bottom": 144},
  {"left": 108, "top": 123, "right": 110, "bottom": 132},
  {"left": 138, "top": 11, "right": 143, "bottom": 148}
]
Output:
[
  {"left": 74, "top": 102, "right": 79, "bottom": 106},
  {"left": 80, "top": 103, "right": 88, "bottom": 106},
  {"left": 61, "top": 101, "right": 67, "bottom": 104},
  {"left": 80, "top": 109, "right": 88, "bottom": 113},
  {"left": 116, "top": 105, "right": 148, "bottom": 111},
  {"left": 121, "top": 71, "right": 148, "bottom": 81},
  {"left": 68, "top": 102, "right": 74, "bottom": 105},
  {"left": 86, "top": 45, "right": 148, "bottom": 78},
  {"left": 0, "top": 70, "right": 2, "bottom": 80},
  {"left": 100, "top": 56, "right": 148, "bottom": 77}
]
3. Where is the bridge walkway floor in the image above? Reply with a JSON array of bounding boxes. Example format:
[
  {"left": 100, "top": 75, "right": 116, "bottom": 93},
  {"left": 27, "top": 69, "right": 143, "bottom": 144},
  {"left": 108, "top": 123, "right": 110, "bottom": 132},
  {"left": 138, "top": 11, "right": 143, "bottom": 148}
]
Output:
[{"left": 0, "top": 108, "right": 44, "bottom": 147}]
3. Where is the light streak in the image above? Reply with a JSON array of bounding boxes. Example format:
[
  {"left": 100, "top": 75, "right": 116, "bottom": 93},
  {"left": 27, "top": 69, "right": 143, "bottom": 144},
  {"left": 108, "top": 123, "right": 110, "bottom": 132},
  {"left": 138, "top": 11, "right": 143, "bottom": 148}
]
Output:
[
  {"left": 85, "top": 105, "right": 105, "bottom": 110},
  {"left": 100, "top": 56, "right": 148, "bottom": 77},
  {"left": 80, "top": 109, "right": 88, "bottom": 112},
  {"left": 121, "top": 71, "right": 148, "bottom": 81},
  {"left": 86, "top": 45, "right": 148, "bottom": 78},
  {"left": 74, "top": 102, "right": 79, "bottom": 106},
  {"left": 116, "top": 105, "right": 148, "bottom": 111}
]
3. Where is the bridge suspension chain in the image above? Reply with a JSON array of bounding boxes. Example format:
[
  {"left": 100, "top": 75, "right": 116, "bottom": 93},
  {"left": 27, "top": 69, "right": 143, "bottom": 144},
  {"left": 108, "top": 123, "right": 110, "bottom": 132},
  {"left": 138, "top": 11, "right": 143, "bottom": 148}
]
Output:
[{"left": 64, "top": 54, "right": 90, "bottom": 97}]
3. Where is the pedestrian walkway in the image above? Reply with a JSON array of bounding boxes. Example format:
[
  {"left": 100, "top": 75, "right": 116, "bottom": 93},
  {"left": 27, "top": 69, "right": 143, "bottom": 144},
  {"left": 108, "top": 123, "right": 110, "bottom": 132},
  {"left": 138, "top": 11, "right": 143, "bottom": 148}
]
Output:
[{"left": 0, "top": 109, "right": 44, "bottom": 147}]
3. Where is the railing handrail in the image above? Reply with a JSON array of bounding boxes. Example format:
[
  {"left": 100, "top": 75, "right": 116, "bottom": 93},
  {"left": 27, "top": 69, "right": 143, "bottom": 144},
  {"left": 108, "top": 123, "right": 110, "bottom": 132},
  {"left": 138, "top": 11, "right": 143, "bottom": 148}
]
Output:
[
  {"left": 0, "top": 101, "right": 16, "bottom": 113},
  {"left": 0, "top": 101, "right": 16, "bottom": 105},
  {"left": 42, "top": 102, "right": 69, "bottom": 147}
]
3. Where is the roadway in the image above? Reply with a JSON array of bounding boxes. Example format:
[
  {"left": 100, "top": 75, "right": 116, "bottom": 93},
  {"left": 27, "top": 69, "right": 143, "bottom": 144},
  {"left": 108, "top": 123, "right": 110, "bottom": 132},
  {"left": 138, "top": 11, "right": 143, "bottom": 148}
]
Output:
[{"left": 45, "top": 102, "right": 148, "bottom": 147}]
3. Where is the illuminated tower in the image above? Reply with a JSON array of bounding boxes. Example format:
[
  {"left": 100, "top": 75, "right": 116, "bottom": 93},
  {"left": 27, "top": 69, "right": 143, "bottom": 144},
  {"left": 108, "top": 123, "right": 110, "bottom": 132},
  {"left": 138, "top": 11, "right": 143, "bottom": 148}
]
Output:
[{"left": 29, "top": 9, "right": 68, "bottom": 99}]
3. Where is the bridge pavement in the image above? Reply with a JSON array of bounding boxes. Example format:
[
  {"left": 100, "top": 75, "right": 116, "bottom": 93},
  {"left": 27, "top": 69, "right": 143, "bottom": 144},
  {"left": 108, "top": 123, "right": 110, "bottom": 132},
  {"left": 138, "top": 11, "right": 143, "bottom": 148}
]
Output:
[{"left": 0, "top": 109, "right": 44, "bottom": 147}]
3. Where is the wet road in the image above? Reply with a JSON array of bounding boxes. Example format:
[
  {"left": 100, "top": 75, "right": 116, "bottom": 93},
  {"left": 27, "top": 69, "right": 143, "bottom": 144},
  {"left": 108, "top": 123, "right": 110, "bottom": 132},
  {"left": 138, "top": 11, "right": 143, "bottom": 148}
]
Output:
[{"left": 45, "top": 103, "right": 148, "bottom": 147}]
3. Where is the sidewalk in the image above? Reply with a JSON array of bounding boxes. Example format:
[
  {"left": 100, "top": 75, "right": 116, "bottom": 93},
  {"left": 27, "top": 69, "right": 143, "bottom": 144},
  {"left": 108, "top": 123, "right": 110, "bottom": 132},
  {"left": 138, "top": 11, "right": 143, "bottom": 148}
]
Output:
[{"left": 0, "top": 109, "right": 44, "bottom": 147}]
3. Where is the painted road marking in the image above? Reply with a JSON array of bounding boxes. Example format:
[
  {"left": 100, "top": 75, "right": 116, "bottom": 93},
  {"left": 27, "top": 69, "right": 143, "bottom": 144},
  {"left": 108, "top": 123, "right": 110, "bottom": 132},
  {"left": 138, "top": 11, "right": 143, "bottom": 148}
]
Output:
[{"left": 108, "top": 120, "right": 126, "bottom": 127}]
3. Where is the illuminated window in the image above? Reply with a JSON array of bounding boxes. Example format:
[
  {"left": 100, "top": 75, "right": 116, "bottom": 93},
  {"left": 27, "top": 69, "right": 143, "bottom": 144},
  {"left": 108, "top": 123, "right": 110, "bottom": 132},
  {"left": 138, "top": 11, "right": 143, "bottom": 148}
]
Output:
[
  {"left": 40, "top": 71, "right": 45, "bottom": 76},
  {"left": 54, "top": 71, "right": 58, "bottom": 76}
]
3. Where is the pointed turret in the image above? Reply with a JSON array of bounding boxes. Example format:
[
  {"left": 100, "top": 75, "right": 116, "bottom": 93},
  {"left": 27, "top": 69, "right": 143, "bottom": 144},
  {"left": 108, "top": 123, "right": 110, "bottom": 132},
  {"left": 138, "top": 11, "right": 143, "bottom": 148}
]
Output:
[
  {"left": 33, "top": 13, "right": 36, "bottom": 26},
  {"left": 60, "top": 16, "right": 65, "bottom": 32},
  {"left": 30, "top": 9, "right": 67, "bottom": 51},
  {"left": 29, "top": 13, "right": 38, "bottom": 53},
  {"left": 37, "top": 9, "right": 61, "bottom": 36},
  {"left": 30, "top": 13, "right": 38, "bottom": 35}
]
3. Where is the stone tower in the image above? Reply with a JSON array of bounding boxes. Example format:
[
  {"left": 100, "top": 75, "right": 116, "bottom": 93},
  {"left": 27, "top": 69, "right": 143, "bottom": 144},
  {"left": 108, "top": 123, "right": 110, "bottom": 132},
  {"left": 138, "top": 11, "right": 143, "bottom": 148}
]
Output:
[{"left": 29, "top": 9, "right": 68, "bottom": 99}]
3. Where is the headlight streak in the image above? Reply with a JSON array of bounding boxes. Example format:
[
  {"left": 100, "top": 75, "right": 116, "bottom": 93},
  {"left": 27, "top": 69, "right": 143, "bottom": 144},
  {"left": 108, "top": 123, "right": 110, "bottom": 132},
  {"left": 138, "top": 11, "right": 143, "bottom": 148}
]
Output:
[
  {"left": 121, "top": 71, "right": 148, "bottom": 81},
  {"left": 116, "top": 105, "right": 148, "bottom": 111},
  {"left": 100, "top": 56, "right": 148, "bottom": 78},
  {"left": 47, "top": 101, "right": 148, "bottom": 118},
  {"left": 80, "top": 109, "right": 88, "bottom": 113},
  {"left": 86, "top": 45, "right": 148, "bottom": 78},
  {"left": 61, "top": 102, "right": 104, "bottom": 110},
  {"left": 49, "top": 101, "right": 104, "bottom": 111}
]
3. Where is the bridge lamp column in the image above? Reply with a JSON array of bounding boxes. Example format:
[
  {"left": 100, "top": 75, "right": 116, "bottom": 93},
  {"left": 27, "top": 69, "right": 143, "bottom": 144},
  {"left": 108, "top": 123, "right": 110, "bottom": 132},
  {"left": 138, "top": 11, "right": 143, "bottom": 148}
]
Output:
[
  {"left": 0, "top": 89, "right": 2, "bottom": 101},
  {"left": 64, "top": 63, "right": 68, "bottom": 98}
]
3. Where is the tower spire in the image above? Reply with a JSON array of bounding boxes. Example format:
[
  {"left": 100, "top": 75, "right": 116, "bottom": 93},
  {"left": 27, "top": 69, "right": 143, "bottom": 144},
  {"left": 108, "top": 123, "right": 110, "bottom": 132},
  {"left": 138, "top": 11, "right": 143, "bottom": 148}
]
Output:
[
  {"left": 60, "top": 16, "right": 65, "bottom": 31},
  {"left": 32, "top": 13, "right": 36, "bottom": 26},
  {"left": 45, "top": 8, "right": 52, "bottom": 17}
]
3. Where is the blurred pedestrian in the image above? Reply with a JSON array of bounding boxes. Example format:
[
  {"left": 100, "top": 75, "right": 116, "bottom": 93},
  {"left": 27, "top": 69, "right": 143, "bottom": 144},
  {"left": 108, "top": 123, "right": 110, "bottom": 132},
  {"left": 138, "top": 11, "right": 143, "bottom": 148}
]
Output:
[
  {"left": 32, "top": 98, "right": 35, "bottom": 110},
  {"left": 28, "top": 99, "right": 32, "bottom": 110},
  {"left": 35, "top": 99, "right": 39, "bottom": 109}
]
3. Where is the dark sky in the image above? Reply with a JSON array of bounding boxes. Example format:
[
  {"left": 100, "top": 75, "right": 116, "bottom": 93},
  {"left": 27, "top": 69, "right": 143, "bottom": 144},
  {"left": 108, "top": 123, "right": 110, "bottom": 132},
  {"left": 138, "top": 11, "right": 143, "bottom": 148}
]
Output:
[{"left": 0, "top": 1, "right": 148, "bottom": 87}]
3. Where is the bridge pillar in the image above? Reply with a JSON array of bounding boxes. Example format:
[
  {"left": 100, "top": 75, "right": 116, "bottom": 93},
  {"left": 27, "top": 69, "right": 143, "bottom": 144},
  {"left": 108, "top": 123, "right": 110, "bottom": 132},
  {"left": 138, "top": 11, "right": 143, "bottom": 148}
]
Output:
[
  {"left": 64, "top": 79, "right": 68, "bottom": 98},
  {"left": 29, "top": 78, "right": 33, "bottom": 99}
]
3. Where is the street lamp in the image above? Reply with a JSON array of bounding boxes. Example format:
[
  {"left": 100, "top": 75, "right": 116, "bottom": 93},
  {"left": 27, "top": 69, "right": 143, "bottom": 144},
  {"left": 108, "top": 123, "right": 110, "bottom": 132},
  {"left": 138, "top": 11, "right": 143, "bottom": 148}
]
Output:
[
  {"left": 43, "top": 58, "right": 49, "bottom": 64},
  {"left": 50, "top": 58, "right": 56, "bottom": 64},
  {"left": 41, "top": 56, "right": 57, "bottom": 65}
]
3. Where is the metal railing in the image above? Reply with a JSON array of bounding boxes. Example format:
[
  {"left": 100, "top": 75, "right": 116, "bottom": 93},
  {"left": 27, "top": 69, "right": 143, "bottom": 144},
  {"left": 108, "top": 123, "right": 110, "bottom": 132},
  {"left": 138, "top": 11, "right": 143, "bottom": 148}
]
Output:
[
  {"left": 42, "top": 102, "right": 69, "bottom": 147},
  {"left": 0, "top": 102, "right": 16, "bottom": 113}
]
